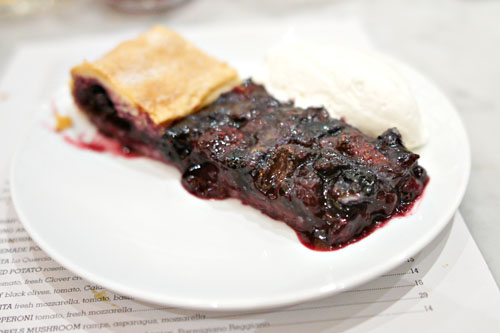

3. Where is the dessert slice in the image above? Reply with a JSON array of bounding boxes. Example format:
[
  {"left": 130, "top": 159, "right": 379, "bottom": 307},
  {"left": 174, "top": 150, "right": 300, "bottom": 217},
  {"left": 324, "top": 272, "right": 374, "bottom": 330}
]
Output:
[{"left": 70, "top": 27, "right": 428, "bottom": 250}]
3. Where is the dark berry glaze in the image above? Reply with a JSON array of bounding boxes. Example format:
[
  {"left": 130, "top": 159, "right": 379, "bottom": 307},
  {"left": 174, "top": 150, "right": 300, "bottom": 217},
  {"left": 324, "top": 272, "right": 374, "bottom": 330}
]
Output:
[{"left": 72, "top": 78, "right": 428, "bottom": 250}]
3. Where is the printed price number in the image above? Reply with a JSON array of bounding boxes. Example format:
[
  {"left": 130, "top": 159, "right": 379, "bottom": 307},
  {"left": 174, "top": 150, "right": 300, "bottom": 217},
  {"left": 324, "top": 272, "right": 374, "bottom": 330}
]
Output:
[
  {"left": 409, "top": 267, "right": 419, "bottom": 274},
  {"left": 414, "top": 279, "right": 424, "bottom": 286}
]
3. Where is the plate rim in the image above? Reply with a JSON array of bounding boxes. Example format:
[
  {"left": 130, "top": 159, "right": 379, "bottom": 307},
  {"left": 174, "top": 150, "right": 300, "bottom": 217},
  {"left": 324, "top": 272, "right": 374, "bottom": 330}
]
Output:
[{"left": 8, "top": 38, "right": 471, "bottom": 312}]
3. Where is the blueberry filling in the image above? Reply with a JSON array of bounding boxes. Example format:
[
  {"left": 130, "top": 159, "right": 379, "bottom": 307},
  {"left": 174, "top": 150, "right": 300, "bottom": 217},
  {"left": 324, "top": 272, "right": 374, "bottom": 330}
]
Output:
[{"left": 72, "top": 78, "right": 428, "bottom": 250}]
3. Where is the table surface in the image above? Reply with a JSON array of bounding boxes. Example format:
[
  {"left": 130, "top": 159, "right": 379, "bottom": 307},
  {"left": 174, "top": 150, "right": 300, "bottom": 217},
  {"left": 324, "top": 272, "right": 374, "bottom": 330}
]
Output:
[{"left": 1, "top": 0, "right": 499, "bottom": 286}]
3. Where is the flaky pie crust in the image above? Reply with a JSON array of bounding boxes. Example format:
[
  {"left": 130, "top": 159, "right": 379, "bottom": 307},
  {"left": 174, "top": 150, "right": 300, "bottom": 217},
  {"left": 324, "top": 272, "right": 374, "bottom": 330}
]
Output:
[{"left": 71, "top": 25, "right": 239, "bottom": 125}]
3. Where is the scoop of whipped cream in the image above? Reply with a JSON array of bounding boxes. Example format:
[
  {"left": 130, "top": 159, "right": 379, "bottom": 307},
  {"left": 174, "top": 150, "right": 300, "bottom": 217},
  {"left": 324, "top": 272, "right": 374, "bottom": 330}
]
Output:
[{"left": 264, "top": 41, "right": 427, "bottom": 149}]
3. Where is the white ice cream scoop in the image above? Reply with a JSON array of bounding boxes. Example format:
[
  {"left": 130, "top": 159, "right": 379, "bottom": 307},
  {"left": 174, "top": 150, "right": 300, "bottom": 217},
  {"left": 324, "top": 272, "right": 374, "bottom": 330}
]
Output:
[{"left": 264, "top": 41, "right": 428, "bottom": 149}]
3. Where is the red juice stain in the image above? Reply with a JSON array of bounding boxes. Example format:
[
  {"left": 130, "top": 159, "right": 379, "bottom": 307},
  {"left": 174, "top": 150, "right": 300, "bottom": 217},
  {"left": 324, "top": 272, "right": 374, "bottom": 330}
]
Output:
[{"left": 63, "top": 133, "right": 141, "bottom": 159}]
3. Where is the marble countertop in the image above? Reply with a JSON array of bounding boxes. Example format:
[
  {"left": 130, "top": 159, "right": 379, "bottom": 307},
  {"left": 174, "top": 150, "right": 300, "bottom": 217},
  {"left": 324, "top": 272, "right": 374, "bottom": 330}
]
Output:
[{"left": 1, "top": 0, "right": 499, "bottom": 286}]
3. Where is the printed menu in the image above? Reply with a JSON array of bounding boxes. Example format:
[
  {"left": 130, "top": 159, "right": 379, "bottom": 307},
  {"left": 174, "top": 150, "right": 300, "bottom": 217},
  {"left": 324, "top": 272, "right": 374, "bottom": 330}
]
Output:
[{"left": 1, "top": 177, "right": 499, "bottom": 332}]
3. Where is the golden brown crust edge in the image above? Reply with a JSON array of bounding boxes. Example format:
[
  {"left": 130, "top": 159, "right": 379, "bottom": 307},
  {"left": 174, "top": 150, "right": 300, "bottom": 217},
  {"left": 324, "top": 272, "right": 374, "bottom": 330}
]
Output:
[{"left": 70, "top": 25, "right": 239, "bottom": 125}]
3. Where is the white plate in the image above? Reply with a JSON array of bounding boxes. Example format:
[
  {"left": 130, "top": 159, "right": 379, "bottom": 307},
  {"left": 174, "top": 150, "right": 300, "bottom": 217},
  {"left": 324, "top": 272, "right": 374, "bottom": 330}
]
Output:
[{"left": 10, "top": 26, "right": 470, "bottom": 311}]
